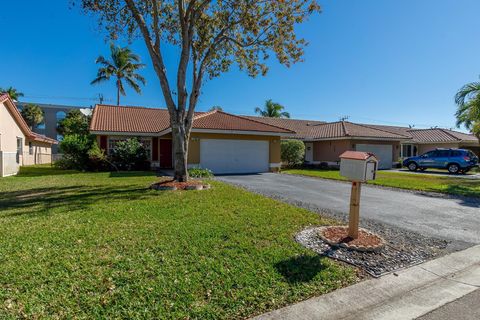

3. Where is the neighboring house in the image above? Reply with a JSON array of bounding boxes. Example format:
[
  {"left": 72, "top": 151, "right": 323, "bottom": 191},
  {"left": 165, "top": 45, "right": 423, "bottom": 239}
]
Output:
[
  {"left": 89, "top": 105, "right": 293, "bottom": 174},
  {"left": 0, "top": 94, "right": 57, "bottom": 177},
  {"left": 250, "top": 117, "right": 480, "bottom": 169},
  {"left": 15, "top": 102, "right": 92, "bottom": 154}
]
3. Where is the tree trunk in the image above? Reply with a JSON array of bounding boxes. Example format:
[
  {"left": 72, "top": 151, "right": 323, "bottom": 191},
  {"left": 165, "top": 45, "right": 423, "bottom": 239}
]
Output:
[
  {"left": 171, "top": 122, "right": 189, "bottom": 182},
  {"left": 116, "top": 84, "right": 120, "bottom": 106}
]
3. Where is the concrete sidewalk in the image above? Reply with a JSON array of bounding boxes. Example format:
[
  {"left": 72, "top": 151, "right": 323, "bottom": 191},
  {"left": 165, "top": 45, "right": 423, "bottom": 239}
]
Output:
[{"left": 253, "top": 245, "right": 480, "bottom": 320}]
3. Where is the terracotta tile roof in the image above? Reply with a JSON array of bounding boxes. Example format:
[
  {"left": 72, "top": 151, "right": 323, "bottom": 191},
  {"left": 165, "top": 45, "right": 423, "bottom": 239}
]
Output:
[
  {"left": 90, "top": 104, "right": 171, "bottom": 133},
  {"left": 305, "top": 121, "right": 411, "bottom": 140},
  {"left": 367, "top": 124, "right": 478, "bottom": 143},
  {"left": 90, "top": 105, "right": 293, "bottom": 134},
  {"left": 407, "top": 128, "right": 478, "bottom": 143},
  {"left": 242, "top": 116, "right": 325, "bottom": 138},
  {"left": 0, "top": 94, "right": 57, "bottom": 144}
]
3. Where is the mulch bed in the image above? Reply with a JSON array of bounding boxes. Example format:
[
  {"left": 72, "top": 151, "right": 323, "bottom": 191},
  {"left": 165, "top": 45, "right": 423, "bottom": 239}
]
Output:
[
  {"left": 150, "top": 179, "right": 211, "bottom": 191},
  {"left": 318, "top": 226, "right": 385, "bottom": 252}
]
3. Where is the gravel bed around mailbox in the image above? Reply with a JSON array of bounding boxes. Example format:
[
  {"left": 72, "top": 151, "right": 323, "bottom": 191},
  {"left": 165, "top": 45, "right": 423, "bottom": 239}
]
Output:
[{"left": 296, "top": 223, "right": 449, "bottom": 278}]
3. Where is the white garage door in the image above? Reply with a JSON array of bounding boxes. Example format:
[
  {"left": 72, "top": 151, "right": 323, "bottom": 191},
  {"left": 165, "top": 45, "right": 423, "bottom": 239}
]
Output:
[
  {"left": 356, "top": 144, "right": 393, "bottom": 169},
  {"left": 200, "top": 139, "right": 269, "bottom": 174}
]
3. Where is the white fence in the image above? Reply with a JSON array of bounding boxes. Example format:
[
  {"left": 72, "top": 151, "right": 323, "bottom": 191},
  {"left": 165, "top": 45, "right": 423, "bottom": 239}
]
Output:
[{"left": 0, "top": 152, "right": 20, "bottom": 177}]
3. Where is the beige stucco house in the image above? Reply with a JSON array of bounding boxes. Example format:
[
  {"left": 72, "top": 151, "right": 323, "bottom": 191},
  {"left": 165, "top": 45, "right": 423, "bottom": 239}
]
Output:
[
  {"left": 89, "top": 105, "right": 292, "bottom": 174},
  {"left": 0, "top": 94, "right": 57, "bottom": 177},
  {"left": 250, "top": 117, "right": 480, "bottom": 169}
]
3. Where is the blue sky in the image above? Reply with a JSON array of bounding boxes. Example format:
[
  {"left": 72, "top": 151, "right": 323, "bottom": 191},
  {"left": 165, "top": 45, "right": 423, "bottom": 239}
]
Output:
[{"left": 1, "top": 0, "right": 480, "bottom": 130}]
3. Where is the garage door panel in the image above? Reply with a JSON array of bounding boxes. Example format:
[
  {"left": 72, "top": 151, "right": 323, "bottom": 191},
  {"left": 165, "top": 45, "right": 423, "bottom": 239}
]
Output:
[
  {"left": 200, "top": 139, "right": 269, "bottom": 174},
  {"left": 356, "top": 144, "right": 393, "bottom": 169}
]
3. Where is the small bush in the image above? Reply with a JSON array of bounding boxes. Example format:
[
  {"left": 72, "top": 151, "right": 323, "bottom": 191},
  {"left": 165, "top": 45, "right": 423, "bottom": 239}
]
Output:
[
  {"left": 188, "top": 167, "right": 214, "bottom": 178},
  {"left": 111, "top": 138, "right": 149, "bottom": 171},
  {"left": 57, "top": 134, "right": 95, "bottom": 170},
  {"left": 87, "top": 142, "right": 112, "bottom": 171},
  {"left": 281, "top": 139, "right": 305, "bottom": 168}
]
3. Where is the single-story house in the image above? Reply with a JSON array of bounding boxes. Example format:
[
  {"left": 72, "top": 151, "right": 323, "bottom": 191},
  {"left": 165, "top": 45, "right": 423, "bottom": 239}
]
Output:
[
  {"left": 0, "top": 94, "right": 57, "bottom": 177},
  {"left": 89, "top": 105, "right": 293, "bottom": 174},
  {"left": 249, "top": 117, "right": 480, "bottom": 169}
]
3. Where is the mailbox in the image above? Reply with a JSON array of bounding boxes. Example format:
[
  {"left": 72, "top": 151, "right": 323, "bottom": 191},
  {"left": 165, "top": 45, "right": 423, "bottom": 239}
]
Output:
[{"left": 339, "top": 151, "right": 378, "bottom": 182}]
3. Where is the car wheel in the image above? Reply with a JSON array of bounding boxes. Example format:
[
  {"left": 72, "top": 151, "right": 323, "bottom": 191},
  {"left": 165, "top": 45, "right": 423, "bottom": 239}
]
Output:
[
  {"left": 448, "top": 163, "right": 460, "bottom": 174},
  {"left": 408, "top": 162, "right": 418, "bottom": 171}
]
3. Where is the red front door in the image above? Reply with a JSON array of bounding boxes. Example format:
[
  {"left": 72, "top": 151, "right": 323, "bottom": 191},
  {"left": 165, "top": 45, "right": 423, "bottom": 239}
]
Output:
[{"left": 159, "top": 139, "right": 173, "bottom": 168}]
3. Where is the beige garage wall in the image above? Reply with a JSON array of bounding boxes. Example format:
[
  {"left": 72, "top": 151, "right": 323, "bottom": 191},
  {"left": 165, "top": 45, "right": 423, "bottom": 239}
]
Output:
[
  {"left": 188, "top": 133, "right": 281, "bottom": 164},
  {"left": 313, "top": 139, "right": 401, "bottom": 163}
]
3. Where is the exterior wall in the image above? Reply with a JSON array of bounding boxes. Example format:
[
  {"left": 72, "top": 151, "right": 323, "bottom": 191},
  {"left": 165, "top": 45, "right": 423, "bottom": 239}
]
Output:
[
  {"left": 1, "top": 101, "right": 26, "bottom": 176},
  {"left": 312, "top": 139, "right": 401, "bottom": 166},
  {"left": 96, "top": 132, "right": 281, "bottom": 172},
  {"left": 0, "top": 101, "right": 53, "bottom": 176},
  {"left": 417, "top": 143, "right": 459, "bottom": 155},
  {"left": 22, "top": 140, "right": 53, "bottom": 166}
]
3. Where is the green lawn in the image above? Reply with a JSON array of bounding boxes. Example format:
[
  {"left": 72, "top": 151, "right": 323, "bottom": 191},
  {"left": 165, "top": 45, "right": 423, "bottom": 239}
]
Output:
[
  {"left": 0, "top": 166, "right": 356, "bottom": 319},
  {"left": 283, "top": 169, "right": 480, "bottom": 198}
]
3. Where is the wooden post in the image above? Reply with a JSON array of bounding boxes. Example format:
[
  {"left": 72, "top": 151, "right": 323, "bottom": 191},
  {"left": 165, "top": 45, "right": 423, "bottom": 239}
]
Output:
[{"left": 348, "top": 181, "right": 362, "bottom": 239}]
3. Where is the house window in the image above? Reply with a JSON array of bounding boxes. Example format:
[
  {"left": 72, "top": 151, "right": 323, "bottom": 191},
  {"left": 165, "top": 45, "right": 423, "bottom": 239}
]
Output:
[
  {"left": 16, "top": 137, "right": 23, "bottom": 163},
  {"left": 108, "top": 137, "right": 152, "bottom": 159},
  {"left": 401, "top": 144, "right": 418, "bottom": 158},
  {"left": 29, "top": 142, "right": 33, "bottom": 155}
]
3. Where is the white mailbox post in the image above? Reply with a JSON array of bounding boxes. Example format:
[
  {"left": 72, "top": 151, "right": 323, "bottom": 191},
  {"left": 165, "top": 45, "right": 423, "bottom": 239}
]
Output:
[{"left": 339, "top": 151, "right": 378, "bottom": 239}]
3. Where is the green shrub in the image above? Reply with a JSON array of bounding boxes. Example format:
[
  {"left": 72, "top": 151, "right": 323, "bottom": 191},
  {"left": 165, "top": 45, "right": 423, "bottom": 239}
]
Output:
[
  {"left": 188, "top": 167, "right": 214, "bottom": 178},
  {"left": 87, "top": 142, "right": 112, "bottom": 171},
  {"left": 56, "top": 134, "right": 95, "bottom": 170},
  {"left": 281, "top": 139, "right": 305, "bottom": 167},
  {"left": 111, "top": 138, "right": 149, "bottom": 171}
]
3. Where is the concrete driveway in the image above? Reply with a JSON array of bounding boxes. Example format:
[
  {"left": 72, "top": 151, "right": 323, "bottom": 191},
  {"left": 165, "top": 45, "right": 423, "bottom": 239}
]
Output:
[{"left": 218, "top": 173, "right": 480, "bottom": 245}]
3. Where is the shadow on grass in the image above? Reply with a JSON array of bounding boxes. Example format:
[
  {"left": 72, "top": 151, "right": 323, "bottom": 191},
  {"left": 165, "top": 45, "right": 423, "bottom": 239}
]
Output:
[
  {"left": 0, "top": 184, "right": 158, "bottom": 218},
  {"left": 16, "top": 166, "right": 81, "bottom": 177},
  {"left": 274, "top": 255, "right": 327, "bottom": 283},
  {"left": 109, "top": 171, "right": 158, "bottom": 178}
]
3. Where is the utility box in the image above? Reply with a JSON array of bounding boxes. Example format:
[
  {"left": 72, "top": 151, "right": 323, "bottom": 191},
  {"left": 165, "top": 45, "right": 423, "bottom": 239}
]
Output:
[{"left": 339, "top": 151, "right": 378, "bottom": 182}]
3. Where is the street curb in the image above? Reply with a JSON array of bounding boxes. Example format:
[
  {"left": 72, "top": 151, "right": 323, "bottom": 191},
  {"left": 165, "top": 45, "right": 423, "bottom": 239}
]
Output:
[{"left": 252, "top": 245, "right": 480, "bottom": 320}]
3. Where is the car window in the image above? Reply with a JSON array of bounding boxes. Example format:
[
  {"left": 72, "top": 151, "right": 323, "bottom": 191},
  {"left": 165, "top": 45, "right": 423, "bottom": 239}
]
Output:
[
  {"left": 451, "top": 150, "right": 462, "bottom": 157},
  {"left": 435, "top": 150, "right": 450, "bottom": 157},
  {"left": 423, "top": 151, "right": 436, "bottom": 158}
]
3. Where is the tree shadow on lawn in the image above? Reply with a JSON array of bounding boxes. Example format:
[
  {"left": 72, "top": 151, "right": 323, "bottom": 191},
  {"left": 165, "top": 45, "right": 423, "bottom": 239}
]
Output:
[
  {"left": 275, "top": 255, "right": 328, "bottom": 283},
  {"left": 0, "top": 184, "right": 157, "bottom": 218},
  {"left": 109, "top": 171, "right": 158, "bottom": 178}
]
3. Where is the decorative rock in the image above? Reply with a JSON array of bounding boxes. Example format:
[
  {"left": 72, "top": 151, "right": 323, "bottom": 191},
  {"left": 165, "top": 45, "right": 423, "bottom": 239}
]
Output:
[
  {"left": 152, "top": 185, "right": 177, "bottom": 191},
  {"left": 202, "top": 184, "right": 211, "bottom": 190}
]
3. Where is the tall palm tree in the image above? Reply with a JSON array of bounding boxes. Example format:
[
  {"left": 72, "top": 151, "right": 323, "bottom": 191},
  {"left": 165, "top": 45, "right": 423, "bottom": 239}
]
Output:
[
  {"left": 255, "top": 99, "right": 290, "bottom": 118},
  {"left": 455, "top": 78, "right": 480, "bottom": 139},
  {"left": 0, "top": 86, "right": 24, "bottom": 101},
  {"left": 91, "top": 44, "right": 146, "bottom": 105}
]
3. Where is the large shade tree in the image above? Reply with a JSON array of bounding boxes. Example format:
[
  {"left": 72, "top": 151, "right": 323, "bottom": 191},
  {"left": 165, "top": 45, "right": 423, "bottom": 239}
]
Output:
[
  {"left": 255, "top": 99, "right": 290, "bottom": 118},
  {"left": 455, "top": 78, "right": 480, "bottom": 139},
  {"left": 0, "top": 86, "right": 24, "bottom": 101},
  {"left": 78, "top": 0, "right": 320, "bottom": 181},
  {"left": 91, "top": 43, "right": 146, "bottom": 105}
]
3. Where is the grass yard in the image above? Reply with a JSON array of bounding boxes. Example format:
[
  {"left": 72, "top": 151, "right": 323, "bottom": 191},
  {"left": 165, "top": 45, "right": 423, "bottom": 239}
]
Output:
[
  {"left": 283, "top": 169, "right": 480, "bottom": 198},
  {"left": 0, "top": 166, "right": 356, "bottom": 319}
]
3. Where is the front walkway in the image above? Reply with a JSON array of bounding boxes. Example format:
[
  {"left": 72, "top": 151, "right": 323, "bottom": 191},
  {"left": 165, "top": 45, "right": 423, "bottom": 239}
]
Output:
[{"left": 253, "top": 245, "right": 480, "bottom": 320}]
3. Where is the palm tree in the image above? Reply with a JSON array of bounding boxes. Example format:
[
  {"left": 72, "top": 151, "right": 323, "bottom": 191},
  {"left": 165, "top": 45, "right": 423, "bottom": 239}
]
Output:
[
  {"left": 21, "top": 104, "right": 44, "bottom": 129},
  {"left": 255, "top": 99, "right": 290, "bottom": 118},
  {"left": 0, "top": 86, "right": 24, "bottom": 101},
  {"left": 455, "top": 78, "right": 480, "bottom": 139},
  {"left": 91, "top": 44, "right": 146, "bottom": 105}
]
